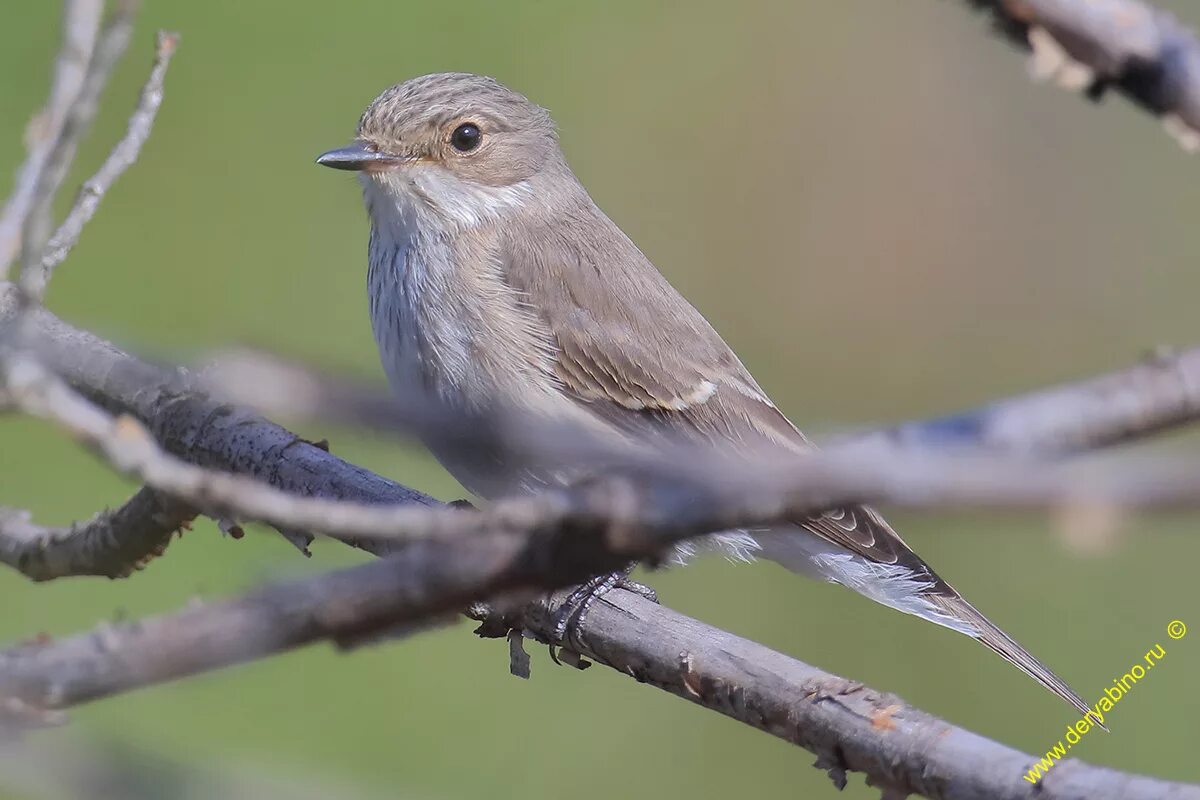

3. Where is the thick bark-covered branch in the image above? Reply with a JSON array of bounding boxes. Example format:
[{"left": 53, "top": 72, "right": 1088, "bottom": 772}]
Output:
[
  {"left": 2, "top": 572, "right": 1196, "bottom": 800},
  {"left": 0, "top": 487, "right": 193, "bottom": 581},
  {"left": 966, "top": 0, "right": 1200, "bottom": 151},
  {"left": 0, "top": 530, "right": 531, "bottom": 714},
  {"left": 505, "top": 590, "right": 1199, "bottom": 800}
]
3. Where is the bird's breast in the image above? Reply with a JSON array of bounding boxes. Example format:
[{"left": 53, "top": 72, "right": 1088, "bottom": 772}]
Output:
[{"left": 366, "top": 215, "right": 564, "bottom": 413}]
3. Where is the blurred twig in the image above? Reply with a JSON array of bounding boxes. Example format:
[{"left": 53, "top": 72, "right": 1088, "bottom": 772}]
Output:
[
  {"left": 844, "top": 345, "right": 1200, "bottom": 454},
  {"left": 39, "top": 30, "right": 178, "bottom": 279},
  {"left": 0, "top": 0, "right": 104, "bottom": 275},
  {"left": 966, "top": 0, "right": 1200, "bottom": 151},
  {"left": 18, "top": 0, "right": 139, "bottom": 301},
  {"left": 0, "top": 4, "right": 185, "bottom": 583},
  {"left": 0, "top": 735, "right": 383, "bottom": 800}
]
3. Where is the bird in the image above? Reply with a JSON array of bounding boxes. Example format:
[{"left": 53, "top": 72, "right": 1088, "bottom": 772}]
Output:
[{"left": 316, "top": 71, "right": 1093, "bottom": 721}]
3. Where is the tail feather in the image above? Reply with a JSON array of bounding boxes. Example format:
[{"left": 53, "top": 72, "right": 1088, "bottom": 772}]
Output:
[
  {"left": 752, "top": 526, "right": 1096, "bottom": 724},
  {"left": 930, "top": 593, "right": 1104, "bottom": 729}
]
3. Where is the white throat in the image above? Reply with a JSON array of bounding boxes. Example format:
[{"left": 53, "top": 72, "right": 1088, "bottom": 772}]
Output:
[{"left": 362, "top": 165, "right": 532, "bottom": 237}]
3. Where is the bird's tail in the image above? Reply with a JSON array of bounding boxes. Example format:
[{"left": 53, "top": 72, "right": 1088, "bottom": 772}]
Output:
[
  {"left": 927, "top": 592, "right": 1104, "bottom": 730},
  {"left": 753, "top": 528, "right": 1097, "bottom": 725}
]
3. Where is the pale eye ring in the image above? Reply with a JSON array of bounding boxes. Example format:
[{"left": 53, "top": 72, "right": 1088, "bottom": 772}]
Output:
[{"left": 450, "top": 122, "right": 482, "bottom": 152}]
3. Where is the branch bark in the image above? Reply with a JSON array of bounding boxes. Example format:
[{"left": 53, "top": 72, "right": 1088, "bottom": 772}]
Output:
[
  {"left": 0, "top": 487, "right": 193, "bottom": 581},
  {"left": 510, "top": 590, "right": 1200, "bottom": 800},
  {"left": 967, "top": 0, "right": 1200, "bottom": 151},
  {"left": 2, "top": 571, "right": 1196, "bottom": 800}
]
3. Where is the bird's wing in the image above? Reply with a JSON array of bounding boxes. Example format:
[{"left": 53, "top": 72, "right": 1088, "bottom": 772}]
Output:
[
  {"left": 496, "top": 199, "right": 1092, "bottom": 720},
  {"left": 498, "top": 198, "right": 943, "bottom": 587}
]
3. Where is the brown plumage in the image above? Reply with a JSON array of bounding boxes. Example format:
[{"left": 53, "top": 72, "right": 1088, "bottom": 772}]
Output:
[{"left": 319, "top": 72, "right": 1095, "bottom": 723}]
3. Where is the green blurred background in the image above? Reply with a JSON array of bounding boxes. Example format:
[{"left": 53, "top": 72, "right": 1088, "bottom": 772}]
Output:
[{"left": 2, "top": 1, "right": 1198, "bottom": 797}]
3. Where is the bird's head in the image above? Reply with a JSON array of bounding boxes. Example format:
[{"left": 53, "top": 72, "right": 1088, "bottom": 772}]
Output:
[{"left": 318, "top": 72, "right": 562, "bottom": 230}]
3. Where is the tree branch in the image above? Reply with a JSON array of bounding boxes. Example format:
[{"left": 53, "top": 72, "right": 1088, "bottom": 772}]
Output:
[
  {"left": 966, "top": 0, "right": 1200, "bottom": 151},
  {"left": 843, "top": 346, "right": 1200, "bottom": 455},
  {"left": 504, "top": 589, "right": 1200, "bottom": 800},
  {"left": 0, "top": 0, "right": 104, "bottom": 275},
  {"left": 0, "top": 487, "right": 193, "bottom": 581},
  {"left": 38, "top": 30, "right": 178, "bottom": 278},
  {"left": 2, "top": 571, "right": 1196, "bottom": 800},
  {"left": 18, "top": 0, "right": 138, "bottom": 300}
]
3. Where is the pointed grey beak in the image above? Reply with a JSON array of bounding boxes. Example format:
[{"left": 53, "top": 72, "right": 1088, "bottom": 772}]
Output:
[{"left": 315, "top": 141, "right": 403, "bottom": 171}]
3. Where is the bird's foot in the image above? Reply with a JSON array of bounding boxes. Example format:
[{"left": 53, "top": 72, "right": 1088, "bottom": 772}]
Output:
[{"left": 549, "top": 564, "right": 658, "bottom": 644}]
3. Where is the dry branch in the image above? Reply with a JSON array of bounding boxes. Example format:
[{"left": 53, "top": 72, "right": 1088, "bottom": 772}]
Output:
[
  {"left": 967, "top": 0, "right": 1200, "bottom": 150},
  {"left": 846, "top": 345, "right": 1200, "bottom": 454},
  {"left": 0, "top": 487, "right": 193, "bottom": 581},
  {"left": 2, "top": 573, "right": 1196, "bottom": 800},
  {"left": 0, "top": 0, "right": 103, "bottom": 274},
  {"left": 39, "top": 30, "right": 178, "bottom": 277},
  {"left": 506, "top": 590, "right": 1200, "bottom": 800},
  {"left": 18, "top": 0, "right": 139, "bottom": 300}
]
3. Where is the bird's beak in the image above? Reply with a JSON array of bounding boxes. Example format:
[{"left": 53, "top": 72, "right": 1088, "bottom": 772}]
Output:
[{"left": 315, "top": 141, "right": 404, "bottom": 171}]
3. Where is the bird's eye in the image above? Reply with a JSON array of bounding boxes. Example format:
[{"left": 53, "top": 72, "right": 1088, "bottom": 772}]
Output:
[{"left": 450, "top": 122, "right": 482, "bottom": 152}]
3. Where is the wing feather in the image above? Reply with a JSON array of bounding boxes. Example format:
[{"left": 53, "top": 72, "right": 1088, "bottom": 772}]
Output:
[{"left": 498, "top": 195, "right": 947, "bottom": 590}]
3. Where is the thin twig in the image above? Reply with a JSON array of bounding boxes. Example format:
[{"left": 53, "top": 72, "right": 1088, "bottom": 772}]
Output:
[
  {"left": 18, "top": 0, "right": 139, "bottom": 301},
  {"left": 0, "top": 487, "right": 194, "bottom": 581},
  {"left": 0, "top": 0, "right": 104, "bottom": 276},
  {"left": 38, "top": 30, "right": 178, "bottom": 277}
]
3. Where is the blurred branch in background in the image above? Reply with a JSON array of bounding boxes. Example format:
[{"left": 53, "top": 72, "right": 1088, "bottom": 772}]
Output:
[
  {"left": 16, "top": 0, "right": 138, "bottom": 300},
  {"left": 0, "top": 734, "right": 383, "bottom": 800},
  {"left": 38, "top": 30, "right": 178, "bottom": 281},
  {"left": 970, "top": 0, "right": 1200, "bottom": 151},
  {"left": 0, "top": 0, "right": 103, "bottom": 271},
  {"left": 2, "top": 1, "right": 1200, "bottom": 800}
]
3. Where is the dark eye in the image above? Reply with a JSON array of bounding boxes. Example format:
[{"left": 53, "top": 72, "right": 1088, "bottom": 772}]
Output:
[{"left": 450, "top": 123, "right": 482, "bottom": 152}]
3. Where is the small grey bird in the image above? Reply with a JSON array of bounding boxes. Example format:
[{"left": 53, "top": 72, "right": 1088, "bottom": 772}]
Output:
[{"left": 318, "top": 72, "right": 1091, "bottom": 719}]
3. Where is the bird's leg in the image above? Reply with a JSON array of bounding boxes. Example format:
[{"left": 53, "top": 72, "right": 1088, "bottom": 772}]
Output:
[{"left": 550, "top": 563, "right": 658, "bottom": 643}]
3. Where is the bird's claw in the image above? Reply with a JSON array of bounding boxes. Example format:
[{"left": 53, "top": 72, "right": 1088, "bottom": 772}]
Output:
[{"left": 549, "top": 564, "right": 658, "bottom": 644}]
